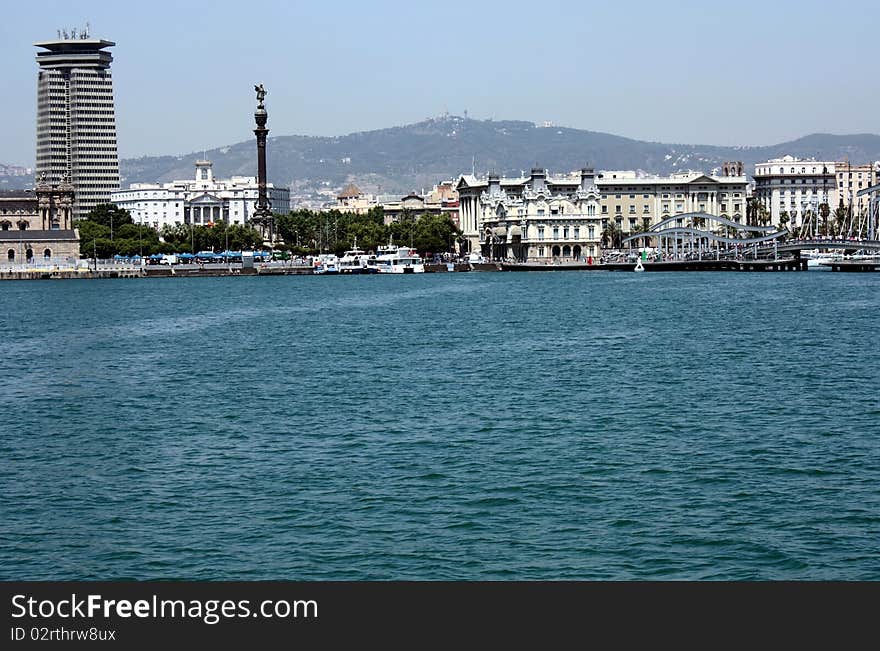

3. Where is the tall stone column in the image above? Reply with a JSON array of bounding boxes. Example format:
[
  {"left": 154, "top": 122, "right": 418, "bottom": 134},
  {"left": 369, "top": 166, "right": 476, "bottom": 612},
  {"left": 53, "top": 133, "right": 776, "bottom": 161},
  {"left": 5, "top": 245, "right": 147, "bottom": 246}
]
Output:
[{"left": 251, "top": 83, "right": 274, "bottom": 244}]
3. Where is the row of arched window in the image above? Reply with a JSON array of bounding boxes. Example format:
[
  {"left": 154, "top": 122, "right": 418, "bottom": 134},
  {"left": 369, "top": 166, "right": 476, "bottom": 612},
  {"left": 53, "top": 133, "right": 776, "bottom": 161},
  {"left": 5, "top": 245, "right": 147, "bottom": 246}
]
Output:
[{"left": 7, "top": 249, "right": 52, "bottom": 261}]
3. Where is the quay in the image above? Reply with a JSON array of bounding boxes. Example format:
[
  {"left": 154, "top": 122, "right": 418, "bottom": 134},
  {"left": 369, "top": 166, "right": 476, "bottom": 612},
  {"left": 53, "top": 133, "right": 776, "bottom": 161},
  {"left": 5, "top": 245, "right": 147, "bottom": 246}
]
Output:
[
  {"left": 502, "top": 258, "right": 808, "bottom": 272},
  {"left": 17, "top": 256, "right": 880, "bottom": 280},
  {"left": 821, "top": 260, "right": 880, "bottom": 272}
]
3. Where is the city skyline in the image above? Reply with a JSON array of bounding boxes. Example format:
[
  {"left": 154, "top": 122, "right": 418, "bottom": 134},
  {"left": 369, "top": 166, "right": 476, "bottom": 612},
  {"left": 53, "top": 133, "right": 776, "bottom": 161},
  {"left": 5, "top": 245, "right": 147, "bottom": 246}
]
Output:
[{"left": 1, "top": 0, "right": 879, "bottom": 166}]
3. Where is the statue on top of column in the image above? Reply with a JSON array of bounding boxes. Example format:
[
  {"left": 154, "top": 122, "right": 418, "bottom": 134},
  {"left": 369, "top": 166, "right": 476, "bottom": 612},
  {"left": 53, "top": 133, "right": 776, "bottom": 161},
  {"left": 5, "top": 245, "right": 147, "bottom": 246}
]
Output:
[{"left": 254, "top": 83, "right": 266, "bottom": 109}]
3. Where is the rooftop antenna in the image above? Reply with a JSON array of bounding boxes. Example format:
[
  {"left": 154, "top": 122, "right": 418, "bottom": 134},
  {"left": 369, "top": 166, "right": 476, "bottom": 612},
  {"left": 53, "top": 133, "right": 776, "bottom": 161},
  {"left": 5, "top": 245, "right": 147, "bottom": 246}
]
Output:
[{"left": 83, "top": 22, "right": 91, "bottom": 38}]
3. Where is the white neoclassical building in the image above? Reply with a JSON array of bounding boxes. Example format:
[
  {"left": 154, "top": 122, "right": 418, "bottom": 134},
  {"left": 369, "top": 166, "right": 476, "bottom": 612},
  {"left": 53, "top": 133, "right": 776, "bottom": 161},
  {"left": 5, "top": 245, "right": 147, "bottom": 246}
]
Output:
[
  {"left": 753, "top": 156, "right": 838, "bottom": 228},
  {"left": 457, "top": 168, "right": 603, "bottom": 261},
  {"left": 457, "top": 166, "right": 749, "bottom": 261},
  {"left": 111, "top": 160, "right": 290, "bottom": 230}
]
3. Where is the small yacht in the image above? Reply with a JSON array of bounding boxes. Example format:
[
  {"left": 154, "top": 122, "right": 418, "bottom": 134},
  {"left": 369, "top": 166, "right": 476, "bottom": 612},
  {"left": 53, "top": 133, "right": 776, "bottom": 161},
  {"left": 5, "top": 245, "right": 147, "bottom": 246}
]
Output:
[
  {"left": 313, "top": 253, "right": 340, "bottom": 274},
  {"left": 369, "top": 244, "right": 425, "bottom": 274}
]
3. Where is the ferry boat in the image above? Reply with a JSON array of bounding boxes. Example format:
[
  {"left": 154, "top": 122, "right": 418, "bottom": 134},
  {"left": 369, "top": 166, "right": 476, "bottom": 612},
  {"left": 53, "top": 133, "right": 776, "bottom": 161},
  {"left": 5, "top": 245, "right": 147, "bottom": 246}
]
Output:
[
  {"left": 369, "top": 245, "right": 425, "bottom": 274},
  {"left": 338, "top": 240, "right": 377, "bottom": 274}
]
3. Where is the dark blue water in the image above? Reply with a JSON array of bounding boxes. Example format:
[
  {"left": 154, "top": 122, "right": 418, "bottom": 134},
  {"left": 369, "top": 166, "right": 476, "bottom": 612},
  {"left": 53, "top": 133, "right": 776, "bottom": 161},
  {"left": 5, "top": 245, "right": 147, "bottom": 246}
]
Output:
[{"left": 1, "top": 272, "right": 878, "bottom": 579}]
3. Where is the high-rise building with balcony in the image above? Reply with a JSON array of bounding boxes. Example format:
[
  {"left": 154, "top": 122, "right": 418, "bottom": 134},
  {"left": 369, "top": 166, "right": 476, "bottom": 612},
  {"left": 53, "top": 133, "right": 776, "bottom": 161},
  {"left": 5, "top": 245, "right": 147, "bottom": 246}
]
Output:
[{"left": 34, "top": 33, "right": 120, "bottom": 219}]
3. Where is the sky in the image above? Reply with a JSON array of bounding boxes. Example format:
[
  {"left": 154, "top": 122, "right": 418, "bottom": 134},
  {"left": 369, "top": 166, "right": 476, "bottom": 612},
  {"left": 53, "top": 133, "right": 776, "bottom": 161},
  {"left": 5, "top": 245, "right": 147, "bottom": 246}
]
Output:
[{"left": 1, "top": 0, "right": 878, "bottom": 166}]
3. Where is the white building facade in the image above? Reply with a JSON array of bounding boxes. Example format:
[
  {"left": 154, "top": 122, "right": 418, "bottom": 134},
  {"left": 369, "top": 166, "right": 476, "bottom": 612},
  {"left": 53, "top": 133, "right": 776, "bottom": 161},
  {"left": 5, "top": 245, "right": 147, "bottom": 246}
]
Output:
[
  {"left": 753, "top": 156, "right": 838, "bottom": 228},
  {"left": 111, "top": 161, "right": 290, "bottom": 230}
]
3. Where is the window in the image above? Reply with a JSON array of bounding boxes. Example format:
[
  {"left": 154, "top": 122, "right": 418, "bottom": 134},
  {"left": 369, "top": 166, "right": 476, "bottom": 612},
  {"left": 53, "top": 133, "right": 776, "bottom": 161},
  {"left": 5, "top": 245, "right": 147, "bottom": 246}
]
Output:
[
  {"left": 601, "top": 205, "right": 608, "bottom": 214},
  {"left": 643, "top": 204, "right": 650, "bottom": 213},
  {"left": 538, "top": 226, "right": 544, "bottom": 240},
  {"left": 615, "top": 205, "right": 622, "bottom": 214},
  {"left": 662, "top": 203, "right": 670, "bottom": 213},
  {"left": 573, "top": 227, "right": 580, "bottom": 240},
  {"left": 552, "top": 227, "right": 559, "bottom": 239},
  {"left": 562, "top": 227, "right": 569, "bottom": 239},
  {"left": 629, "top": 218, "right": 636, "bottom": 229},
  {"left": 628, "top": 205, "right": 635, "bottom": 214},
  {"left": 588, "top": 225, "right": 595, "bottom": 239}
]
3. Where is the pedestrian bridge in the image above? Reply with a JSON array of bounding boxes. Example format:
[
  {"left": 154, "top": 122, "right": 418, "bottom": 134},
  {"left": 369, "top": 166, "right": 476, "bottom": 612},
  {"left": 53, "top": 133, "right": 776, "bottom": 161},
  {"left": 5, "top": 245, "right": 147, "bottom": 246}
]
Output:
[
  {"left": 622, "top": 212, "right": 786, "bottom": 246},
  {"left": 773, "top": 238, "right": 880, "bottom": 253}
]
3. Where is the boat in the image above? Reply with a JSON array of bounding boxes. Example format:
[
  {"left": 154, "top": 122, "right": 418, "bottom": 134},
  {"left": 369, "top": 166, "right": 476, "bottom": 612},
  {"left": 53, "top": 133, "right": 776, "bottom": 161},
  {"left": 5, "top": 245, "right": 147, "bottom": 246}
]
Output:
[
  {"left": 338, "top": 239, "right": 377, "bottom": 274},
  {"left": 369, "top": 244, "right": 425, "bottom": 274},
  {"left": 313, "top": 253, "right": 340, "bottom": 274}
]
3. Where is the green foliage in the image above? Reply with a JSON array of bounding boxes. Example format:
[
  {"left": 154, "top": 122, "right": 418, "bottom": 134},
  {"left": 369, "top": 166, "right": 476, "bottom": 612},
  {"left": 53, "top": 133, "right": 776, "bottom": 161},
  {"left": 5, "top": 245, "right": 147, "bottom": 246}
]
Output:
[
  {"left": 275, "top": 207, "right": 459, "bottom": 255},
  {"left": 601, "top": 220, "right": 621, "bottom": 248},
  {"left": 84, "top": 203, "right": 133, "bottom": 229},
  {"left": 159, "top": 222, "right": 263, "bottom": 253}
]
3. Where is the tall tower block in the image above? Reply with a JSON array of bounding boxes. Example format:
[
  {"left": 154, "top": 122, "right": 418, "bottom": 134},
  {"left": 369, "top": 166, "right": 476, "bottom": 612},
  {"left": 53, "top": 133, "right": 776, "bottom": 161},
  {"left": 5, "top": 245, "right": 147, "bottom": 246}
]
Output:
[{"left": 35, "top": 35, "right": 120, "bottom": 219}]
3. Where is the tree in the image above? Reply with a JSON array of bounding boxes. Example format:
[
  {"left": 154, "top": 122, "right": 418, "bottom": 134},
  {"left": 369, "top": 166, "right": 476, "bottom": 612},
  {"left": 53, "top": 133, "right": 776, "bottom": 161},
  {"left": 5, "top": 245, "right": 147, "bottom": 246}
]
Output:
[
  {"left": 601, "top": 220, "right": 620, "bottom": 248},
  {"left": 832, "top": 206, "right": 848, "bottom": 237},
  {"left": 85, "top": 204, "right": 133, "bottom": 231},
  {"left": 779, "top": 211, "right": 790, "bottom": 234},
  {"left": 411, "top": 213, "right": 461, "bottom": 255},
  {"left": 819, "top": 203, "right": 831, "bottom": 235}
]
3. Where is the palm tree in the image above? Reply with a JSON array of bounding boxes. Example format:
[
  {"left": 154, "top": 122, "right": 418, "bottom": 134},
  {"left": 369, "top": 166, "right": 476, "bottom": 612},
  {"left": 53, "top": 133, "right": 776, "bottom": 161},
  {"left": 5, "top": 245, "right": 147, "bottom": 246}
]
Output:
[
  {"left": 601, "top": 220, "right": 620, "bottom": 249},
  {"left": 819, "top": 203, "right": 831, "bottom": 236}
]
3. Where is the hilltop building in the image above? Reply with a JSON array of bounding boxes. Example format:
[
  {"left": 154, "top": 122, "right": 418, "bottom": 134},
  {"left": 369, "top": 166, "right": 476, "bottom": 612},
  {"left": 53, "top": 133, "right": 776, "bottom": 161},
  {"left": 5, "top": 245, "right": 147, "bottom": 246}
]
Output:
[
  {"left": 456, "top": 166, "right": 748, "bottom": 261},
  {"left": 34, "top": 33, "right": 120, "bottom": 219},
  {"left": 110, "top": 160, "right": 290, "bottom": 230}
]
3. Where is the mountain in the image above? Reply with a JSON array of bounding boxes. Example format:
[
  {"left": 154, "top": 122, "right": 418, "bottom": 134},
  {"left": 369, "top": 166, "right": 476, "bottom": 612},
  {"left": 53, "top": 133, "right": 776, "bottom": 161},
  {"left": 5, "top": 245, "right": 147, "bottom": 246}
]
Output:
[{"left": 6, "top": 118, "right": 880, "bottom": 195}]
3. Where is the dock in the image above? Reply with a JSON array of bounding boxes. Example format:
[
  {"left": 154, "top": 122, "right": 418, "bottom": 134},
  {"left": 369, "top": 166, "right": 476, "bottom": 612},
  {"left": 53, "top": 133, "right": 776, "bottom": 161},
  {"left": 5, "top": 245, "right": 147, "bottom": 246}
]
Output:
[
  {"left": 502, "top": 258, "right": 808, "bottom": 272},
  {"left": 820, "top": 260, "right": 880, "bottom": 272}
]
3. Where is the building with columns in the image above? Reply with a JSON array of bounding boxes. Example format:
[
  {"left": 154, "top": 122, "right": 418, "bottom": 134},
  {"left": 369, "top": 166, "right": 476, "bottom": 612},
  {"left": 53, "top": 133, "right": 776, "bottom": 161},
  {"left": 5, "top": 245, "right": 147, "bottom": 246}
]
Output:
[
  {"left": 110, "top": 160, "right": 290, "bottom": 230},
  {"left": 456, "top": 166, "right": 748, "bottom": 261}
]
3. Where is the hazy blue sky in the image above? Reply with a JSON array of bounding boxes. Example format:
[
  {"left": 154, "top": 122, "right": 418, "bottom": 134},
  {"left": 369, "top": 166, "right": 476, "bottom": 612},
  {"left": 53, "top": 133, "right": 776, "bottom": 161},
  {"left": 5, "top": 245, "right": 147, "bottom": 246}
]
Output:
[{"left": 2, "top": 0, "right": 878, "bottom": 165}]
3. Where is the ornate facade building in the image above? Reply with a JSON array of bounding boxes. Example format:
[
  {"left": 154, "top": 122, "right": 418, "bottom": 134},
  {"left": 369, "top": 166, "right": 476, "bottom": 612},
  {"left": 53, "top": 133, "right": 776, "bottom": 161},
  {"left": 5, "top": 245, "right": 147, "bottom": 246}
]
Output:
[
  {"left": 0, "top": 178, "right": 79, "bottom": 264},
  {"left": 457, "top": 166, "right": 748, "bottom": 261},
  {"left": 457, "top": 168, "right": 602, "bottom": 261}
]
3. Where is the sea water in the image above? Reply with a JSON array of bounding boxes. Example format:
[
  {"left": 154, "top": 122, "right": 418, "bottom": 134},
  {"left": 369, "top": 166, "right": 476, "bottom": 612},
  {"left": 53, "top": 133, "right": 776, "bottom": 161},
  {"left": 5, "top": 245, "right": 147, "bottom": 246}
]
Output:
[{"left": 1, "top": 271, "right": 878, "bottom": 579}]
